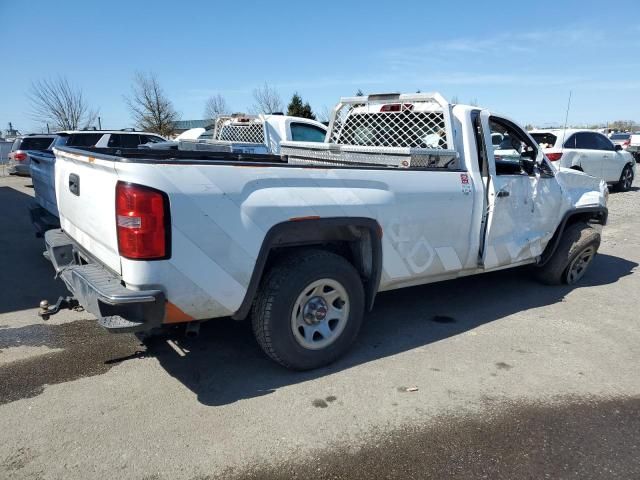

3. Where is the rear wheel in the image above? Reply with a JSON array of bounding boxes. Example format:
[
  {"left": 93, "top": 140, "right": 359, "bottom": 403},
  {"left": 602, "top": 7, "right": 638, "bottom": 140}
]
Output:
[
  {"left": 615, "top": 164, "right": 634, "bottom": 192},
  {"left": 536, "top": 222, "right": 600, "bottom": 285},
  {"left": 252, "top": 249, "right": 364, "bottom": 370}
]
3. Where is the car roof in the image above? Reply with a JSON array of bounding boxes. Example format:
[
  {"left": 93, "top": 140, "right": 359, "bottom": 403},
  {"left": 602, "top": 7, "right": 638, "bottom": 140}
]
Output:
[
  {"left": 55, "top": 130, "right": 161, "bottom": 135},
  {"left": 17, "top": 134, "right": 56, "bottom": 138},
  {"left": 529, "top": 128, "right": 608, "bottom": 139}
]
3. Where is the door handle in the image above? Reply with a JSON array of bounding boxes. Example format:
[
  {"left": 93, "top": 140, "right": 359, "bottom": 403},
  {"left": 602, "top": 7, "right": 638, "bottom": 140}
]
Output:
[
  {"left": 497, "top": 190, "right": 510, "bottom": 198},
  {"left": 69, "top": 173, "right": 80, "bottom": 196}
]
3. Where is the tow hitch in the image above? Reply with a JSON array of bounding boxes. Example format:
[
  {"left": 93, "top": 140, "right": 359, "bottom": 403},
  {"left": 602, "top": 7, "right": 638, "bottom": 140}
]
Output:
[{"left": 38, "top": 296, "right": 81, "bottom": 321}]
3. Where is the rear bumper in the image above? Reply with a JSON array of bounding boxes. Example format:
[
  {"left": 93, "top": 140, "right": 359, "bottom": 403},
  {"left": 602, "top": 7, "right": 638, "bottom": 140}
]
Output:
[
  {"left": 44, "top": 229, "right": 165, "bottom": 333},
  {"left": 8, "top": 162, "right": 31, "bottom": 176}
]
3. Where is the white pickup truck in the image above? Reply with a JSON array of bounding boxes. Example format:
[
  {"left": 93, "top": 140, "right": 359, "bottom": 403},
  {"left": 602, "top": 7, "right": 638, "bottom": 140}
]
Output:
[
  {"left": 143, "top": 114, "right": 328, "bottom": 155},
  {"left": 40, "top": 93, "right": 608, "bottom": 370}
]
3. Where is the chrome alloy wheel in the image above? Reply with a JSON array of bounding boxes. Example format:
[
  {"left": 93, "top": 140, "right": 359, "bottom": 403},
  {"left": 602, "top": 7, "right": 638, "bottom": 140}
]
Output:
[
  {"left": 291, "top": 278, "right": 350, "bottom": 350},
  {"left": 566, "top": 246, "right": 596, "bottom": 284}
]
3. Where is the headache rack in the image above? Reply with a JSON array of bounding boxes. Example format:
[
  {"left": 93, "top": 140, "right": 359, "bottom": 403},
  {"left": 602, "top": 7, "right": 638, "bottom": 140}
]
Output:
[
  {"left": 281, "top": 92, "right": 458, "bottom": 169},
  {"left": 212, "top": 115, "right": 266, "bottom": 144}
]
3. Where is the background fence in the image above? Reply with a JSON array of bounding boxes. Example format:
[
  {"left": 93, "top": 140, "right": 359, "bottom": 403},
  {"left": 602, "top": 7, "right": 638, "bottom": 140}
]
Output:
[{"left": 0, "top": 141, "right": 13, "bottom": 176}]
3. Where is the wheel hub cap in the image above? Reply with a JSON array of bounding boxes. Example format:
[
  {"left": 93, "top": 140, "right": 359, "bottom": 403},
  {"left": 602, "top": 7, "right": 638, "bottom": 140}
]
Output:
[
  {"left": 291, "top": 279, "right": 350, "bottom": 350},
  {"left": 303, "top": 297, "right": 328, "bottom": 324}
]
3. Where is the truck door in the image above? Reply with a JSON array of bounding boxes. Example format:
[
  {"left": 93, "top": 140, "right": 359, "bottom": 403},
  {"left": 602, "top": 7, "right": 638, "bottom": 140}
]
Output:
[{"left": 479, "top": 113, "right": 563, "bottom": 269}]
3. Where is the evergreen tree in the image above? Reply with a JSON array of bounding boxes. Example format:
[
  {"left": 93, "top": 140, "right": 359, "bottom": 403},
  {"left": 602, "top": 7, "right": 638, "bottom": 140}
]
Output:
[
  {"left": 355, "top": 89, "right": 364, "bottom": 96},
  {"left": 287, "top": 93, "right": 316, "bottom": 119}
]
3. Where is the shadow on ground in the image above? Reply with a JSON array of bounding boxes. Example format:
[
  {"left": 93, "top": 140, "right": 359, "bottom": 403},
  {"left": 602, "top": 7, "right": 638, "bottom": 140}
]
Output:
[
  {"left": 0, "top": 186, "right": 69, "bottom": 315},
  {"left": 148, "top": 252, "right": 637, "bottom": 406}
]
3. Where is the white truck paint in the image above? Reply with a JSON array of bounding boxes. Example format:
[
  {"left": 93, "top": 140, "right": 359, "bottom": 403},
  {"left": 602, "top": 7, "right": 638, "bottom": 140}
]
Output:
[{"left": 43, "top": 93, "right": 608, "bottom": 369}]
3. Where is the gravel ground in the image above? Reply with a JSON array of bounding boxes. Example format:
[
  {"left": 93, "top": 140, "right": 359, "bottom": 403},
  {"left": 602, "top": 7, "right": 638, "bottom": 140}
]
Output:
[{"left": 0, "top": 174, "right": 638, "bottom": 479}]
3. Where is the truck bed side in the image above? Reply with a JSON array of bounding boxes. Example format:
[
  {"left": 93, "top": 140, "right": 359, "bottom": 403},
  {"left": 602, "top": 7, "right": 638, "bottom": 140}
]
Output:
[{"left": 53, "top": 146, "right": 480, "bottom": 321}]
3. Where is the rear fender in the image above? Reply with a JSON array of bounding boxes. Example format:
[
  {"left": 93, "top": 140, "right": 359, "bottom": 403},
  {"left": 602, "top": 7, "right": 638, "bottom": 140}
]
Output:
[{"left": 232, "top": 217, "right": 382, "bottom": 320}]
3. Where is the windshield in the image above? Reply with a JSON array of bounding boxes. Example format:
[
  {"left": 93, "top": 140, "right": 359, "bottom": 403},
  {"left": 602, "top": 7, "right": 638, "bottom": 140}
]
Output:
[
  {"left": 530, "top": 133, "right": 557, "bottom": 148},
  {"left": 17, "top": 137, "right": 54, "bottom": 150},
  {"left": 610, "top": 133, "right": 630, "bottom": 140}
]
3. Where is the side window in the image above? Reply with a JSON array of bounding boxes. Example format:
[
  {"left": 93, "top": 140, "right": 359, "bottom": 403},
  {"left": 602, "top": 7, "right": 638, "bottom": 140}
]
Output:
[
  {"left": 140, "top": 135, "right": 164, "bottom": 144},
  {"left": 488, "top": 118, "right": 537, "bottom": 176},
  {"left": 290, "top": 123, "right": 327, "bottom": 142},
  {"left": 67, "top": 133, "right": 102, "bottom": 147},
  {"left": 594, "top": 134, "right": 614, "bottom": 151},
  {"left": 108, "top": 134, "right": 142, "bottom": 148},
  {"left": 574, "top": 132, "right": 598, "bottom": 150},
  {"left": 563, "top": 134, "right": 577, "bottom": 149}
]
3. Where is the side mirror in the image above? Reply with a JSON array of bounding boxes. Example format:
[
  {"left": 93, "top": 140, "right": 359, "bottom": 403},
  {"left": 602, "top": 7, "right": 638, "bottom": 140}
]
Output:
[{"left": 614, "top": 144, "right": 623, "bottom": 151}]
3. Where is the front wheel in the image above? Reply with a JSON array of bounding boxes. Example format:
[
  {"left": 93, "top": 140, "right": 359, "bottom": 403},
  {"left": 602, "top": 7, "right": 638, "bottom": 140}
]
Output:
[
  {"left": 252, "top": 249, "right": 364, "bottom": 370},
  {"left": 615, "top": 164, "right": 634, "bottom": 192},
  {"left": 536, "top": 222, "right": 601, "bottom": 285}
]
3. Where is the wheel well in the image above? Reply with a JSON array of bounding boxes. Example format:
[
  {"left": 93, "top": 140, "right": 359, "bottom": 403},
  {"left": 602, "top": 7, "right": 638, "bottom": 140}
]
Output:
[
  {"left": 538, "top": 207, "right": 607, "bottom": 266},
  {"left": 570, "top": 165, "right": 583, "bottom": 172},
  {"left": 232, "top": 218, "right": 382, "bottom": 320}
]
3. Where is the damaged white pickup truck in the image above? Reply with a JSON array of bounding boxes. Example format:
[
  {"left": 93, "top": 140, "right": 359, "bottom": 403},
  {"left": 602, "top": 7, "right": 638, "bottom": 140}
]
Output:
[{"left": 41, "top": 93, "right": 608, "bottom": 370}]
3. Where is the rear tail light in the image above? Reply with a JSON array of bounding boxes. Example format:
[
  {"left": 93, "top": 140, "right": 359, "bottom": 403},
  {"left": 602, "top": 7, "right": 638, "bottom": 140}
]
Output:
[
  {"left": 116, "top": 182, "right": 170, "bottom": 260},
  {"left": 623, "top": 139, "right": 630, "bottom": 147},
  {"left": 546, "top": 152, "right": 563, "bottom": 162},
  {"left": 11, "top": 151, "right": 27, "bottom": 162}
]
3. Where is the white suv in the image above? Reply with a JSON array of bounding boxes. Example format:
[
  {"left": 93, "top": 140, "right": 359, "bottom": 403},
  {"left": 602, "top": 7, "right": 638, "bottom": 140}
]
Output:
[{"left": 531, "top": 129, "right": 636, "bottom": 191}]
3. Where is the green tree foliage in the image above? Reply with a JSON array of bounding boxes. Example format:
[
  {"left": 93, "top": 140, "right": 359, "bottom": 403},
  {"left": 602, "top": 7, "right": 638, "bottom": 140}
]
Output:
[{"left": 287, "top": 92, "right": 316, "bottom": 119}]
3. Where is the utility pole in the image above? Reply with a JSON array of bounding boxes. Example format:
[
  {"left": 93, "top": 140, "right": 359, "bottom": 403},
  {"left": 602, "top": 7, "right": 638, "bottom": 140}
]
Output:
[{"left": 98, "top": 116, "right": 102, "bottom": 130}]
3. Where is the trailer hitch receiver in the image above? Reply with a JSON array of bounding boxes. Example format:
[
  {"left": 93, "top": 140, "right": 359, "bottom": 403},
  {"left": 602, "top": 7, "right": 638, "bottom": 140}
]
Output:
[{"left": 38, "top": 296, "right": 80, "bottom": 321}]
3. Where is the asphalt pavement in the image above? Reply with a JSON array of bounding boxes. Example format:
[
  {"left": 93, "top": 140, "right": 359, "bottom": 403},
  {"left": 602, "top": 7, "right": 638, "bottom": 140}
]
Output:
[{"left": 0, "top": 173, "right": 638, "bottom": 479}]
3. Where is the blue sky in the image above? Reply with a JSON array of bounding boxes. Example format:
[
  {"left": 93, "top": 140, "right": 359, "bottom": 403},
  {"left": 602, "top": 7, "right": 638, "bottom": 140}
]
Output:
[{"left": 1, "top": 0, "right": 639, "bottom": 133}]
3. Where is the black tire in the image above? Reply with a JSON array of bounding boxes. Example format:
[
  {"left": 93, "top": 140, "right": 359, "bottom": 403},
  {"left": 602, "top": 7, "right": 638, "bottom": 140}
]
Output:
[
  {"left": 252, "top": 249, "right": 365, "bottom": 370},
  {"left": 615, "top": 164, "right": 634, "bottom": 192},
  {"left": 536, "top": 222, "right": 600, "bottom": 285}
]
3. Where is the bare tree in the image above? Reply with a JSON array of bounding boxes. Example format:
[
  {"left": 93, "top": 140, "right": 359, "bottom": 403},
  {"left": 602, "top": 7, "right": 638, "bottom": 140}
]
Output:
[
  {"left": 125, "top": 72, "right": 179, "bottom": 137},
  {"left": 28, "top": 77, "right": 98, "bottom": 130},
  {"left": 204, "top": 94, "right": 230, "bottom": 120},
  {"left": 318, "top": 105, "right": 332, "bottom": 123},
  {"left": 251, "top": 82, "right": 283, "bottom": 114}
]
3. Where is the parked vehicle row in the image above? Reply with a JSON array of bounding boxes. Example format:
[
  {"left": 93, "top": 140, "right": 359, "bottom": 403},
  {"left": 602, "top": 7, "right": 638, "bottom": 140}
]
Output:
[
  {"left": 27, "top": 129, "right": 167, "bottom": 236},
  {"left": 22, "top": 119, "right": 327, "bottom": 237},
  {"left": 40, "top": 92, "right": 608, "bottom": 371}
]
